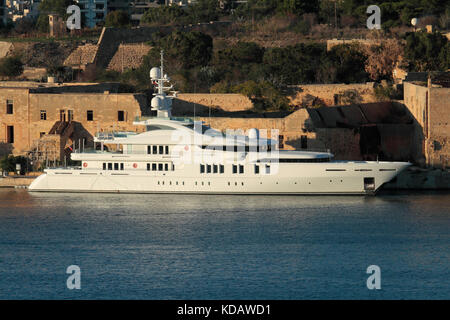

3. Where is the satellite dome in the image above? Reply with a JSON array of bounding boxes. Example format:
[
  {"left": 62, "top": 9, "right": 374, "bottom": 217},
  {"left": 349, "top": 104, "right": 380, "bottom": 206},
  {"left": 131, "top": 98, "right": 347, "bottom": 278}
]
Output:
[{"left": 150, "top": 67, "right": 161, "bottom": 80}]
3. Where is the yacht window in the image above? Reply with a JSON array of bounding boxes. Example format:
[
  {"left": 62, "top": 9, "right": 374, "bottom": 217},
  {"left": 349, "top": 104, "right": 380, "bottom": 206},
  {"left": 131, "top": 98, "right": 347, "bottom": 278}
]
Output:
[
  {"left": 158, "top": 163, "right": 163, "bottom": 171},
  {"left": 114, "top": 163, "right": 119, "bottom": 170},
  {"left": 207, "top": 165, "right": 211, "bottom": 173},
  {"left": 103, "top": 163, "right": 106, "bottom": 170},
  {"left": 108, "top": 163, "right": 112, "bottom": 170},
  {"left": 200, "top": 164, "right": 205, "bottom": 174},
  {"left": 152, "top": 145, "right": 157, "bottom": 154},
  {"left": 164, "top": 163, "right": 168, "bottom": 171},
  {"left": 239, "top": 165, "right": 244, "bottom": 174},
  {"left": 220, "top": 165, "right": 224, "bottom": 174},
  {"left": 232, "top": 165, "right": 237, "bottom": 174},
  {"left": 254, "top": 165, "right": 260, "bottom": 174},
  {"left": 213, "top": 164, "right": 218, "bottom": 173},
  {"left": 147, "top": 125, "right": 176, "bottom": 131},
  {"left": 152, "top": 163, "right": 157, "bottom": 171}
]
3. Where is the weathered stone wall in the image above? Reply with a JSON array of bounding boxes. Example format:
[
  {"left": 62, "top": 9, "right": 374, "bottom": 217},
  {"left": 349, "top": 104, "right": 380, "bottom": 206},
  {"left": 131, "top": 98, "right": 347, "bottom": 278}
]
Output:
[
  {"left": 428, "top": 87, "right": 450, "bottom": 167},
  {"left": 326, "top": 39, "right": 381, "bottom": 51},
  {"left": 173, "top": 93, "right": 254, "bottom": 115},
  {"left": 289, "top": 83, "right": 377, "bottom": 107},
  {"left": 107, "top": 43, "right": 152, "bottom": 72},
  {"left": 403, "top": 82, "right": 450, "bottom": 167},
  {"left": 64, "top": 44, "right": 98, "bottom": 67},
  {"left": 0, "top": 41, "right": 13, "bottom": 58}
]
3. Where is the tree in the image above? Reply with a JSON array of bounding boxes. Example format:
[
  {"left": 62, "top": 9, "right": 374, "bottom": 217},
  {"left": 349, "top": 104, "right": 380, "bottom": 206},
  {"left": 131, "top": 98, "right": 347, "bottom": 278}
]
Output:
[
  {"left": 328, "top": 44, "right": 368, "bottom": 83},
  {"left": 363, "top": 39, "right": 404, "bottom": 81},
  {"left": 154, "top": 31, "right": 213, "bottom": 69},
  {"left": 186, "top": 0, "right": 221, "bottom": 23},
  {"left": 214, "top": 42, "right": 265, "bottom": 67},
  {"left": 277, "top": 0, "right": 319, "bottom": 16},
  {"left": 37, "top": 0, "right": 73, "bottom": 32},
  {"left": 0, "top": 56, "right": 24, "bottom": 78},
  {"left": 262, "top": 43, "right": 325, "bottom": 84},
  {"left": 232, "top": 80, "right": 290, "bottom": 112},
  {"left": 404, "top": 31, "right": 449, "bottom": 71},
  {"left": 105, "top": 10, "right": 130, "bottom": 28},
  {"left": 141, "top": 5, "right": 186, "bottom": 25}
]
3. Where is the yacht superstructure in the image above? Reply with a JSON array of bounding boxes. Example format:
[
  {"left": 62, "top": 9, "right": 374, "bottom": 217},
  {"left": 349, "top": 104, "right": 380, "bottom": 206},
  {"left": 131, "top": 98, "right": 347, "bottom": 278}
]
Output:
[{"left": 29, "top": 52, "right": 411, "bottom": 194}]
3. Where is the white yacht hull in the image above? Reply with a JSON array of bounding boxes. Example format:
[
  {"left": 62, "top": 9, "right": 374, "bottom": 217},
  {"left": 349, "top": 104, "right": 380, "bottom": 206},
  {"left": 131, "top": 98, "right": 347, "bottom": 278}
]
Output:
[{"left": 29, "top": 161, "right": 409, "bottom": 195}]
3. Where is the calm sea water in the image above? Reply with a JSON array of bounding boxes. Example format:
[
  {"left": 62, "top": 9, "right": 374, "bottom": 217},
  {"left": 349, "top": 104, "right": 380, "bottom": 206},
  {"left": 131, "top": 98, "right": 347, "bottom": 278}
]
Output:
[{"left": 0, "top": 189, "right": 448, "bottom": 300}]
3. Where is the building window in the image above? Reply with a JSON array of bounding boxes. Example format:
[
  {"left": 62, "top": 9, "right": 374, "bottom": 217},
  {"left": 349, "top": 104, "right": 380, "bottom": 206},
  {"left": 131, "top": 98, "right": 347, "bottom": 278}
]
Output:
[
  {"left": 118, "top": 110, "right": 125, "bottom": 122},
  {"left": 68, "top": 110, "right": 73, "bottom": 122},
  {"left": 254, "top": 165, "right": 260, "bottom": 174},
  {"left": 108, "top": 163, "right": 112, "bottom": 170},
  {"left": 6, "top": 100, "right": 13, "bottom": 114},
  {"left": 60, "top": 109, "right": 66, "bottom": 122},
  {"left": 158, "top": 163, "right": 163, "bottom": 171},
  {"left": 87, "top": 110, "right": 94, "bottom": 121},
  {"left": 239, "top": 165, "right": 244, "bottom": 174},
  {"left": 40, "top": 110, "right": 47, "bottom": 120},
  {"left": 114, "top": 163, "right": 119, "bottom": 170},
  {"left": 265, "top": 164, "right": 270, "bottom": 174},
  {"left": 213, "top": 164, "right": 218, "bottom": 174},
  {"left": 200, "top": 164, "right": 205, "bottom": 173},
  {"left": 103, "top": 163, "right": 106, "bottom": 170},
  {"left": 165, "top": 145, "right": 169, "bottom": 154},
  {"left": 147, "top": 146, "right": 151, "bottom": 154},
  {"left": 6, "top": 126, "right": 14, "bottom": 143},
  {"left": 147, "top": 163, "right": 151, "bottom": 171},
  {"left": 152, "top": 163, "right": 157, "bottom": 171},
  {"left": 232, "top": 165, "right": 237, "bottom": 174},
  {"left": 40, "top": 132, "right": 46, "bottom": 138},
  {"left": 207, "top": 164, "right": 211, "bottom": 173},
  {"left": 301, "top": 135, "right": 307, "bottom": 149},
  {"left": 159, "top": 145, "right": 164, "bottom": 154},
  {"left": 220, "top": 165, "right": 224, "bottom": 174},
  {"left": 152, "top": 145, "right": 157, "bottom": 154},
  {"left": 164, "top": 163, "right": 168, "bottom": 171}
]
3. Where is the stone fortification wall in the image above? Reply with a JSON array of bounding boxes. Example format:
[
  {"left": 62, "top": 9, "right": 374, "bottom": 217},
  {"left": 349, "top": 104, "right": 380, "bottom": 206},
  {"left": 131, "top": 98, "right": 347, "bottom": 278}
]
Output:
[{"left": 289, "top": 83, "right": 377, "bottom": 107}]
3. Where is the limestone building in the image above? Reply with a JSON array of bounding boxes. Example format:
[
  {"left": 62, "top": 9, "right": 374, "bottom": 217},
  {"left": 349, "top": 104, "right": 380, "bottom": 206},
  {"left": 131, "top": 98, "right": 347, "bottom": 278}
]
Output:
[{"left": 0, "top": 82, "right": 147, "bottom": 162}]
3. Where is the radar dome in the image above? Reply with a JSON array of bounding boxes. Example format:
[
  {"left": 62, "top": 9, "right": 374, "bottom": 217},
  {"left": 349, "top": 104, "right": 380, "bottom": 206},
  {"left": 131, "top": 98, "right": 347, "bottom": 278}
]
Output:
[
  {"left": 248, "top": 128, "right": 259, "bottom": 140},
  {"left": 151, "top": 96, "right": 165, "bottom": 109},
  {"left": 150, "top": 67, "right": 161, "bottom": 80}
]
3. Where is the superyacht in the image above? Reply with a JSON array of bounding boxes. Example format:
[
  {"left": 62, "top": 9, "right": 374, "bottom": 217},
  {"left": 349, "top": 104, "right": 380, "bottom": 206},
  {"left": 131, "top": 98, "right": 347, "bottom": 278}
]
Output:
[{"left": 29, "top": 53, "right": 410, "bottom": 194}]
